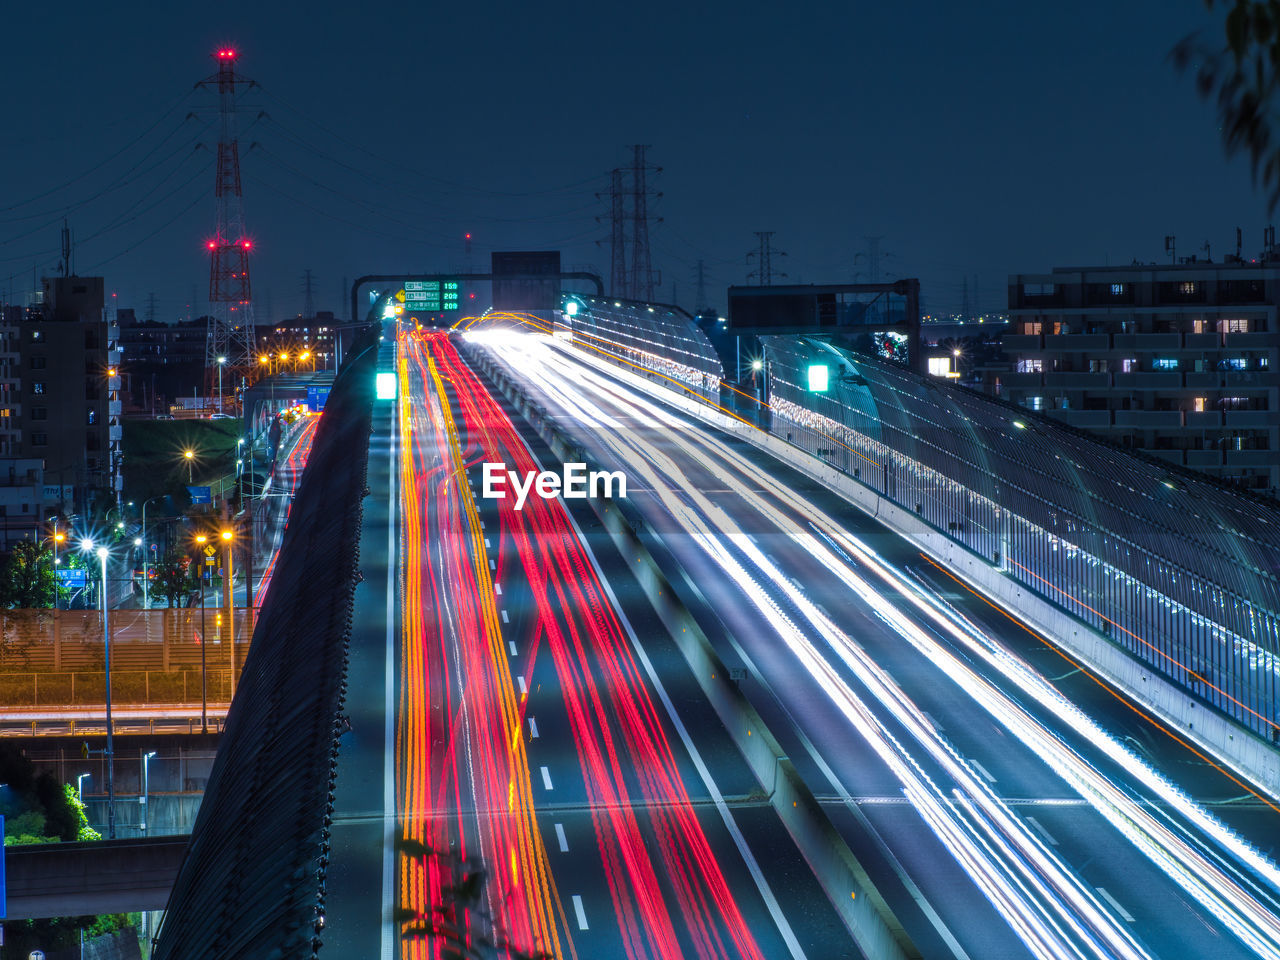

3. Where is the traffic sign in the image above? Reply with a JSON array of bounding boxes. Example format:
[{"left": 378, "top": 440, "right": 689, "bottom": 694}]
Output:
[
  {"left": 56, "top": 569, "right": 87, "bottom": 588},
  {"left": 204, "top": 545, "right": 217, "bottom": 557},
  {"left": 188, "top": 486, "right": 212, "bottom": 504}
]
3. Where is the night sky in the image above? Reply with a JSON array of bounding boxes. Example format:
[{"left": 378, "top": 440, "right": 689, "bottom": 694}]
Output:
[{"left": 0, "top": 0, "right": 1251, "bottom": 323}]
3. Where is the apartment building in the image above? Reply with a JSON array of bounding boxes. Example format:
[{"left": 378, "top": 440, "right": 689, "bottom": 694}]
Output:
[{"left": 991, "top": 261, "right": 1280, "bottom": 491}]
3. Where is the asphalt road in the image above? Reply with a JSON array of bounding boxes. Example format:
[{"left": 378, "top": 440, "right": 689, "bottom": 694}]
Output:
[
  {"left": 330, "top": 328, "right": 856, "bottom": 960},
  {"left": 472, "top": 329, "right": 1280, "bottom": 960}
]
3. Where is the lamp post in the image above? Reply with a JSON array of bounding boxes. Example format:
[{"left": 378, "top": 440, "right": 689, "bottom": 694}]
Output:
[
  {"left": 217, "top": 356, "right": 227, "bottom": 414},
  {"left": 87, "top": 542, "right": 116, "bottom": 839},
  {"left": 52, "top": 528, "right": 66, "bottom": 609},
  {"left": 140, "top": 495, "right": 165, "bottom": 609},
  {"left": 77, "top": 772, "right": 89, "bottom": 801},
  {"left": 184, "top": 448, "right": 195, "bottom": 483},
  {"left": 141, "top": 750, "right": 157, "bottom": 836},
  {"left": 221, "top": 528, "right": 236, "bottom": 698},
  {"left": 195, "top": 534, "right": 208, "bottom": 733}
]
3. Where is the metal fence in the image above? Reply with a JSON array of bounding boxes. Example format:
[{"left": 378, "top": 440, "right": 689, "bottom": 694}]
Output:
[
  {"left": 153, "top": 320, "right": 379, "bottom": 960},
  {"left": 764, "top": 335, "right": 1280, "bottom": 740},
  {"left": 564, "top": 295, "right": 724, "bottom": 404}
]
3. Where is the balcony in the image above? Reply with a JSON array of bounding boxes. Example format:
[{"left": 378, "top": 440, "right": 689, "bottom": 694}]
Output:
[
  {"left": 999, "top": 372, "right": 1044, "bottom": 390},
  {"left": 1114, "top": 410, "right": 1184, "bottom": 428},
  {"left": 1113, "top": 372, "right": 1182, "bottom": 390},
  {"left": 1185, "top": 411, "right": 1224, "bottom": 429},
  {"left": 1183, "top": 372, "right": 1221, "bottom": 389},
  {"left": 1001, "top": 334, "right": 1043, "bottom": 352},
  {"left": 1183, "top": 333, "right": 1222, "bottom": 350},
  {"left": 1113, "top": 333, "right": 1181, "bottom": 350},
  {"left": 1148, "top": 449, "right": 1186, "bottom": 467},
  {"left": 1043, "top": 333, "right": 1110, "bottom": 352},
  {"left": 1186, "top": 449, "right": 1224, "bottom": 468},
  {"left": 1047, "top": 409, "right": 1112, "bottom": 429},
  {"left": 1224, "top": 449, "right": 1276, "bottom": 468},
  {"left": 1043, "top": 371, "right": 1110, "bottom": 390},
  {"left": 1224, "top": 410, "right": 1277, "bottom": 429},
  {"left": 1223, "top": 332, "right": 1278, "bottom": 350}
]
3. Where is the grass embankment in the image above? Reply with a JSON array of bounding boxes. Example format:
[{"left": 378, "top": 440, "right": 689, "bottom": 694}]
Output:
[{"left": 121, "top": 419, "right": 242, "bottom": 505}]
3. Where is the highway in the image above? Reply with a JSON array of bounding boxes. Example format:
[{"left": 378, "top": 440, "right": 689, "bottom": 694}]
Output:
[
  {"left": 466, "top": 327, "right": 1280, "bottom": 960},
  {"left": 390, "top": 329, "right": 850, "bottom": 959}
]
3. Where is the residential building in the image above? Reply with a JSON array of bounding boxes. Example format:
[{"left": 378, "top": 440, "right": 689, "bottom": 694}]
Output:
[
  {"left": 0, "top": 457, "right": 44, "bottom": 545},
  {"left": 17, "top": 276, "right": 122, "bottom": 517},
  {"left": 991, "top": 260, "right": 1280, "bottom": 491}
]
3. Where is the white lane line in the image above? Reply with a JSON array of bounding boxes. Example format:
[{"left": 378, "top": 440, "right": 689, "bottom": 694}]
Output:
[
  {"left": 509, "top": 641, "right": 518, "bottom": 656},
  {"left": 494, "top": 583, "right": 502, "bottom": 594},
  {"left": 528, "top": 717, "right": 539, "bottom": 739},
  {"left": 489, "top": 558, "right": 496, "bottom": 570},
  {"left": 540, "top": 766, "right": 553, "bottom": 791},
  {"left": 485, "top": 537, "right": 491, "bottom": 548},
  {"left": 554, "top": 822, "right": 569, "bottom": 852},
  {"left": 552, "top": 492, "right": 809, "bottom": 960},
  {"left": 501, "top": 609, "right": 509, "bottom": 624},
  {"left": 479, "top": 520, "right": 485, "bottom": 529},
  {"left": 517, "top": 675, "right": 527, "bottom": 696},
  {"left": 969, "top": 759, "right": 997, "bottom": 784},
  {"left": 1096, "top": 887, "right": 1135, "bottom": 922},
  {"left": 1026, "top": 816, "right": 1058, "bottom": 846},
  {"left": 571, "top": 894, "right": 588, "bottom": 930}
]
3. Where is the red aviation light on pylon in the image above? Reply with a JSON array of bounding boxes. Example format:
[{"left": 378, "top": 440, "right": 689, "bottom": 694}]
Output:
[
  {"left": 217, "top": 49, "right": 236, "bottom": 59},
  {"left": 241, "top": 240, "right": 251, "bottom": 249},
  {"left": 207, "top": 241, "right": 217, "bottom": 249}
]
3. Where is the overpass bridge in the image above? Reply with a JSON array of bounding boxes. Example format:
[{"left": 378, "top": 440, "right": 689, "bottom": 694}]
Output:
[{"left": 37, "top": 294, "right": 1277, "bottom": 959}]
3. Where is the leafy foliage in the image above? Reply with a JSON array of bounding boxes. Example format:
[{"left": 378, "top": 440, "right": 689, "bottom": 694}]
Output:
[
  {"left": 153, "top": 546, "right": 195, "bottom": 608},
  {"left": 0, "top": 540, "right": 56, "bottom": 608},
  {"left": 1174, "top": 0, "right": 1280, "bottom": 210}
]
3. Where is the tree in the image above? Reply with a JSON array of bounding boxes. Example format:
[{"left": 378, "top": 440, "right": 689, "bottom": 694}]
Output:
[
  {"left": 1174, "top": 1, "right": 1280, "bottom": 210},
  {"left": 153, "top": 546, "right": 194, "bottom": 608},
  {"left": 0, "top": 540, "right": 55, "bottom": 608}
]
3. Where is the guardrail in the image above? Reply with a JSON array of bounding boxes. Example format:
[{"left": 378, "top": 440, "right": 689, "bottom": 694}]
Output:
[{"left": 153, "top": 321, "right": 379, "bottom": 960}]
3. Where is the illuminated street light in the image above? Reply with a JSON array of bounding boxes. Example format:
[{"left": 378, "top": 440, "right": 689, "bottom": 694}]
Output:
[
  {"left": 195, "top": 534, "right": 209, "bottom": 731},
  {"left": 85, "top": 542, "right": 116, "bottom": 839},
  {"left": 183, "top": 448, "right": 195, "bottom": 483}
]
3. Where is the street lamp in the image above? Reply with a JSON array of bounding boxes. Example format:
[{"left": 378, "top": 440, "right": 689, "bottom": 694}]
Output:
[
  {"left": 77, "top": 772, "right": 89, "bottom": 801},
  {"left": 84, "top": 541, "right": 116, "bottom": 839},
  {"left": 217, "top": 356, "right": 227, "bottom": 414},
  {"left": 220, "top": 528, "right": 237, "bottom": 698},
  {"left": 195, "top": 534, "right": 209, "bottom": 733},
  {"left": 141, "top": 750, "right": 157, "bottom": 836},
  {"left": 183, "top": 448, "right": 195, "bottom": 483},
  {"left": 52, "top": 528, "right": 66, "bottom": 610}
]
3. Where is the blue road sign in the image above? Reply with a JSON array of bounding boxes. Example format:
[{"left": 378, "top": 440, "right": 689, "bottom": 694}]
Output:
[
  {"left": 56, "top": 569, "right": 87, "bottom": 589},
  {"left": 306, "top": 384, "right": 331, "bottom": 412},
  {"left": 187, "top": 485, "right": 212, "bottom": 504}
]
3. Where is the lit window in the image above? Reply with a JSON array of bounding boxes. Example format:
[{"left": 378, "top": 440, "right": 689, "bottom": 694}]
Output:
[
  {"left": 1152, "top": 358, "right": 1179, "bottom": 370},
  {"left": 1193, "top": 397, "right": 1206, "bottom": 412},
  {"left": 1110, "top": 283, "right": 1125, "bottom": 295},
  {"left": 1015, "top": 359, "right": 1043, "bottom": 373},
  {"left": 1179, "top": 281, "right": 1198, "bottom": 295},
  {"left": 1217, "top": 318, "right": 1249, "bottom": 333},
  {"left": 927, "top": 357, "right": 952, "bottom": 377},
  {"left": 1026, "top": 396, "right": 1044, "bottom": 410},
  {"left": 1120, "top": 358, "right": 1138, "bottom": 373},
  {"left": 31, "top": 381, "right": 45, "bottom": 395},
  {"left": 1023, "top": 321, "right": 1042, "bottom": 335},
  {"left": 1223, "top": 357, "right": 1248, "bottom": 370}
]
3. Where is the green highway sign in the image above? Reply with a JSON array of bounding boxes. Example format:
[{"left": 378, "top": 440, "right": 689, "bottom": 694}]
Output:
[{"left": 403, "top": 278, "right": 462, "bottom": 313}]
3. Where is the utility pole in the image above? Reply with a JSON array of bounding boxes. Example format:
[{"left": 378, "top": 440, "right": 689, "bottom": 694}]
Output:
[
  {"left": 746, "top": 231, "right": 786, "bottom": 286},
  {"left": 60, "top": 220, "right": 73, "bottom": 277},
  {"left": 199, "top": 47, "right": 258, "bottom": 400},
  {"left": 145, "top": 292, "right": 157, "bottom": 325}
]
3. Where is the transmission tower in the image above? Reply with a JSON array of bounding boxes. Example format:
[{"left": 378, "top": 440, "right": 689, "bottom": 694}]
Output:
[
  {"left": 302, "top": 268, "right": 315, "bottom": 319},
  {"left": 600, "top": 168, "right": 627, "bottom": 298},
  {"left": 198, "top": 48, "right": 258, "bottom": 394},
  {"left": 746, "top": 231, "right": 786, "bottom": 286},
  {"left": 694, "top": 259, "right": 709, "bottom": 314},
  {"left": 628, "top": 146, "right": 661, "bottom": 302}
]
